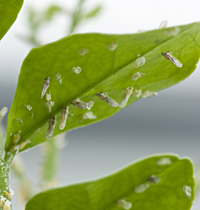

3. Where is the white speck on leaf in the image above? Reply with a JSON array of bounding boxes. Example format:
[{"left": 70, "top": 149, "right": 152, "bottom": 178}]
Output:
[
  {"left": 135, "top": 183, "right": 150, "bottom": 193},
  {"left": 82, "top": 111, "right": 97, "bottom": 120},
  {"left": 142, "top": 91, "right": 158, "bottom": 98},
  {"left": 78, "top": 49, "right": 89, "bottom": 56},
  {"left": 132, "top": 72, "right": 145, "bottom": 81},
  {"left": 117, "top": 199, "right": 132, "bottom": 210},
  {"left": 72, "top": 66, "right": 82, "bottom": 74},
  {"left": 183, "top": 185, "right": 192, "bottom": 199},
  {"left": 41, "top": 77, "right": 51, "bottom": 99},
  {"left": 107, "top": 41, "right": 118, "bottom": 51},
  {"left": 132, "top": 89, "right": 142, "bottom": 97},
  {"left": 135, "top": 57, "right": 146, "bottom": 68},
  {"left": 119, "top": 87, "right": 133, "bottom": 108},
  {"left": 157, "top": 157, "right": 172, "bottom": 165},
  {"left": 97, "top": 92, "right": 118, "bottom": 107}
]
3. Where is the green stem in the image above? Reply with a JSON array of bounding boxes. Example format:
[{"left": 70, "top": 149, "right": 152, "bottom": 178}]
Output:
[{"left": 68, "top": 0, "right": 86, "bottom": 34}]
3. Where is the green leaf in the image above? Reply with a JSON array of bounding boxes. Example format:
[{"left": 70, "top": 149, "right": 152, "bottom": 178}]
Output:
[
  {"left": 25, "top": 154, "right": 195, "bottom": 210},
  {"left": 5, "top": 22, "right": 200, "bottom": 152},
  {"left": 0, "top": 0, "right": 24, "bottom": 40},
  {"left": 86, "top": 5, "right": 102, "bottom": 18}
]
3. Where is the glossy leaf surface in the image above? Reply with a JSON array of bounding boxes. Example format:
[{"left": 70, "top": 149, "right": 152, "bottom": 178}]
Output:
[
  {"left": 5, "top": 22, "right": 200, "bottom": 151},
  {"left": 25, "top": 155, "right": 195, "bottom": 210},
  {"left": 0, "top": 0, "right": 24, "bottom": 40}
]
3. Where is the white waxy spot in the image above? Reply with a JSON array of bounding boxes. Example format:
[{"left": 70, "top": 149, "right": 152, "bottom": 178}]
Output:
[
  {"left": 45, "top": 101, "right": 54, "bottom": 112},
  {"left": 55, "top": 73, "right": 62, "bottom": 84},
  {"left": 135, "top": 57, "right": 146, "bottom": 68},
  {"left": 0, "top": 196, "right": 6, "bottom": 207},
  {"left": 132, "top": 89, "right": 142, "bottom": 97},
  {"left": 16, "top": 118, "right": 23, "bottom": 125},
  {"left": 71, "top": 99, "right": 88, "bottom": 109},
  {"left": 142, "top": 91, "right": 158, "bottom": 98},
  {"left": 3, "top": 200, "right": 11, "bottom": 210},
  {"left": 117, "top": 199, "right": 132, "bottom": 210},
  {"left": 97, "top": 92, "right": 118, "bottom": 107},
  {"left": 132, "top": 72, "right": 145, "bottom": 81},
  {"left": 12, "top": 134, "right": 20, "bottom": 144},
  {"left": 0, "top": 107, "right": 9, "bottom": 123},
  {"left": 159, "top": 20, "right": 168, "bottom": 29},
  {"left": 46, "top": 116, "right": 56, "bottom": 139},
  {"left": 82, "top": 111, "right": 97, "bottom": 120},
  {"left": 24, "top": 104, "right": 32, "bottom": 111},
  {"left": 78, "top": 49, "right": 89, "bottom": 56},
  {"left": 87, "top": 101, "right": 94, "bottom": 110},
  {"left": 19, "top": 139, "right": 31, "bottom": 151},
  {"left": 162, "top": 51, "right": 183, "bottom": 68},
  {"left": 164, "top": 27, "right": 180, "bottom": 36},
  {"left": 183, "top": 185, "right": 192, "bottom": 199},
  {"left": 59, "top": 107, "right": 69, "bottom": 130},
  {"left": 45, "top": 92, "right": 52, "bottom": 101},
  {"left": 147, "top": 175, "right": 161, "bottom": 184},
  {"left": 135, "top": 183, "right": 150, "bottom": 193},
  {"left": 157, "top": 157, "right": 172, "bottom": 165},
  {"left": 41, "top": 77, "right": 51, "bottom": 99},
  {"left": 119, "top": 87, "right": 133, "bottom": 108},
  {"left": 107, "top": 41, "right": 118, "bottom": 51},
  {"left": 31, "top": 113, "right": 34, "bottom": 119},
  {"left": 72, "top": 66, "right": 82, "bottom": 74}
]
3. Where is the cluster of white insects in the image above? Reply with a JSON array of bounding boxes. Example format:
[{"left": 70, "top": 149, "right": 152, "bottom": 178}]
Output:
[
  {"left": 11, "top": 21, "right": 183, "bottom": 152},
  {"left": 0, "top": 189, "right": 14, "bottom": 210}
]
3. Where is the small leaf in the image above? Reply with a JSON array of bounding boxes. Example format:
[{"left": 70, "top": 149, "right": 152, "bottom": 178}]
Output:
[
  {"left": 45, "top": 5, "right": 62, "bottom": 20},
  {"left": 0, "top": 0, "right": 24, "bottom": 40},
  {"left": 25, "top": 155, "right": 195, "bottom": 210},
  {"left": 86, "top": 5, "right": 102, "bottom": 18},
  {"left": 5, "top": 22, "right": 200, "bottom": 152}
]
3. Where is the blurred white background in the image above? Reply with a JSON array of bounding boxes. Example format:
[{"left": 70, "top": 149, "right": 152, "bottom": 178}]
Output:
[{"left": 0, "top": 0, "right": 200, "bottom": 209}]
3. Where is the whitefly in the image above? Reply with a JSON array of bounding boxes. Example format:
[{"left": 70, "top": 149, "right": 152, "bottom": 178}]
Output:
[
  {"left": 59, "top": 107, "right": 69, "bottom": 130},
  {"left": 46, "top": 116, "right": 56, "bottom": 139},
  {"left": 96, "top": 92, "right": 118, "bottom": 107},
  {"left": 41, "top": 77, "right": 51, "bottom": 99},
  {"left": 119, "top": 87, "right": 133, "bottom": 108},
  {"left": 162, "top": 51, "right": 183, "bottom": 68}
]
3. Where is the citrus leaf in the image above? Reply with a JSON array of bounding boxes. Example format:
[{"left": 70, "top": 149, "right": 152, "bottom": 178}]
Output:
[
  {"left": 25, "top": 154, "right": 195, "bottom": 210},
  {"left": 5, "top": 22, "right": 200, "bottom": 152},
  {"left": 0, "top": 0, "right": 24, "bottom": 40}
]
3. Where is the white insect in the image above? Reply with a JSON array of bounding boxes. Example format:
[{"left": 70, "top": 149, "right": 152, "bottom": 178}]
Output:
[
  {"left": 24, "top": 104, "right": 32, "bottom": 111},
  {"left": 0, "top": 196, "right": 6, "bottom": 208},
  {"left": 19, "top": 139, "right": 31, "bottom": 151},
  {"left": 135, "top": 57, "right": 146, "bottom": 68},
  {"left": 142, "top": 91, "right": 158, "bottom": 98},
  {"left": 87, "top": 101, "right": 94, "bottom": 110},
  {"left": 117, "top": 199, "right": 132, "bottom": 210},
  {"left": 45, "top": 91, "right": 52, "bottom": 101},
  {"left": 78, "top": 49, "right": 89, "bottom": 56},
  {"left": 132, "top": 89, "right": 142, "bottom": 97},
  {"left": 41, "top": 77, "right": 51, "bottom": 99},
  {"left": 164, "top": 27, "right": 180, "bottom": 36},
  {"left": 45, "top": 101, "right": 54, "bottom": 112},
  {"left": 135, "top": 183, "right": 150, "bottom": 193},
  {"left": 107, "top": 41, "right": 118, "bottom": 51},
  {"left": 162, "top": 51, "right": 183, "bottom": 68},
  {"left": 71, "top": 99, "right": 88, "bottom": 109},
  {"left": 4, "top": 189, "right": 14, "bottom": 200},
  {"left": 59, "top": 107, "right": 69, "bottom": 130},
  {"left": 159, "top": 20, "right": 168, "bottom": 29},
  {"left": 96, "top": 92, "right": 118, "bottom": 107},
  {"left": 55, "top": 73, "right": 62, "bottom": 84},
  {"left": 157, "top": 157, "right": 172, "bottom": 165},
  {"left": 119, "top": 87, "right": 133, "bottom": 108},
  {"left": 147, "top": 175, "right": 161, "bottom": 184},
  {"left": 132, "top": 72, "right": 145, "bottom": 81},
  {"left": 0, "top": 107, "right": 8, "bottom": 123},
  {"left": 12, "top": 134, "right": 20, "bottom": 144},
  {"left": 82, "top": 111, "right": 97, "bottom": 120},
  {"left": 46, "top": 116, "right": 56, "bottom": 139},
  {"left": 16, "top": 118, "right": 23, "bottom": 125},
  {"left": 3, "top": 200, "right": 11, "bottom": 210},
  {"left": 183, "top": 185, "right": 192, "bottom": 199},
  {"left": 72, "top": 66, "right": 82, "bottom": 74}
]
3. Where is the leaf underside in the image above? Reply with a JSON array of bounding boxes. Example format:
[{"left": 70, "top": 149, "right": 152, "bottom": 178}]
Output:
[
  {"left": 5, "top": 22, "right": 200, "bottom": 152},
  {"left": 0, "top": 0, "right": 24, "bottom": 40},
  {"left": 25, "top": 154, "right": 195, "bottom": 210}
]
